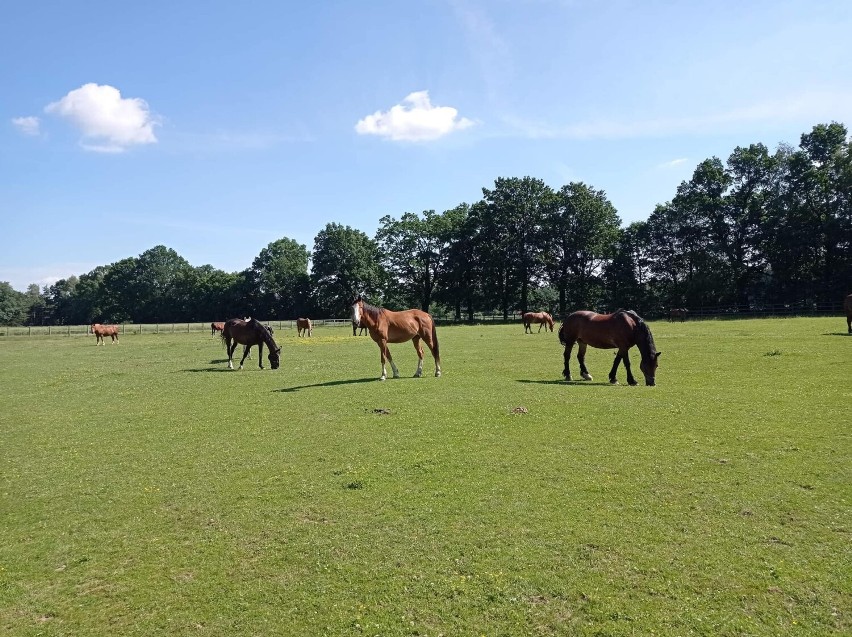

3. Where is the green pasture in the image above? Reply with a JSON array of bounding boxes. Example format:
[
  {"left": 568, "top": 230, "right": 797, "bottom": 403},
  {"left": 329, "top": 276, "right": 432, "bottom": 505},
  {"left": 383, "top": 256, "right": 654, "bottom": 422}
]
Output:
[{"left": 1, "top": 318, "right": 849, "bottom": 636}]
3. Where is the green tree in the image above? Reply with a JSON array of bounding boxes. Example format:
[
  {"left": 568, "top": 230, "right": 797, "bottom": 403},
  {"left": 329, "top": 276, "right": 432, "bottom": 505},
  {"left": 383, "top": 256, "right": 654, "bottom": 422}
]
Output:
[
  {"left": 44, "top": 276, "right": 79, "bottom": 325},
  {"left": 376, "top": 209, "right": 459, "bottom": 312},
  {"left": 479, "top": 177, "right": 555, "bottom": 318},
  {"left": 544, "top": 182, "right": 621, "bottom": 314},
  {"left": 311, "top": 223, "right": 382, "bottom": 316},
  {"left": 768, "top": 123, "right": 851, "bottom": 303},
  {"left": 434, "top": 203, "right": 478, "bottom": 320},
  {"left": 247, "top": 238, "right": 311, "bottom": 318},
  {"left": 0, "top": 282, "right": 28, "bottom": 325},
  {"left": 721, "top": 144, "right": 777, "bottom": 304},
  {"left": 604, "top": 221, "right": 653, "bottom": 313}
]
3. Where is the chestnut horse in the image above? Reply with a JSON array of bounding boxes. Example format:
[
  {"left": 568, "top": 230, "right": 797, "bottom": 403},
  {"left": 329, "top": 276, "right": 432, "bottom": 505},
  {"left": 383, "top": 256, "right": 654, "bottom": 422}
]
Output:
[
  {"left": 91, "top": 323, "right": 119, "bottom": 345},
  {"left": 296, "top": 318, "right": 313, "bottom": 337},
  {"left": 845, "top": 294, "right": 852, "bottom": 334},
  {"left": 211, "top": 322, "right": 225, "bottom": 337},
  {"left": 351, "top": 296, "right": 441, "bottom": 381},
  {"left": 668, "top": 308, "right": 688, "bottom": 322},
  {"left": 523, "top": 311, "right": 554, "bottom": 333},
  {"left": 221, "top": 318, "right": 280, "bottom": 370},
  {"left": 558, "top": 310, "right": 660, "bottom": 386}
]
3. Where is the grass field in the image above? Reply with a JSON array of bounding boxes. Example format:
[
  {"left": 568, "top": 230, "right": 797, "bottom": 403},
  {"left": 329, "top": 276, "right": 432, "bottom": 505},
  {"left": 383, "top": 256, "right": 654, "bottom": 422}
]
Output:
[{"left": 1, "top": 318, "right": 849, "bottom": 636}]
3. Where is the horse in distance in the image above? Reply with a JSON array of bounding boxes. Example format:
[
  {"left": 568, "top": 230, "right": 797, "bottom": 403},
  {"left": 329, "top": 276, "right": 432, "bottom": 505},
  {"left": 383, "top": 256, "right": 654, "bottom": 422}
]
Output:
[
  {"left": 845, "top": 294, "right": 852, "bottom": 334},
  {"left": 668, "top": 308, "right": 688, "bottom": 322},
  {"left": 296, "top": 318, "right": 313, "bottom": 337},
  {"left": 91, "top": 323, "right": 119, "bottom": 345},
  {"left": 221, "top": 318, "right": 280, "bottom": 370},
  {"left": 211, "top": 322, "right": 225, "bottom": 337},
  {"left": 352, "top": 318, "right": 367, "bottom": 336},
  {"left": 558, "top": 310, "right": 660, "bottom": 386},
  {"left": 351, "top": 296, "right": 441, "bottom": 381},
  {"left": 523, "top": 311, "right": 554, "bottom": 333}
]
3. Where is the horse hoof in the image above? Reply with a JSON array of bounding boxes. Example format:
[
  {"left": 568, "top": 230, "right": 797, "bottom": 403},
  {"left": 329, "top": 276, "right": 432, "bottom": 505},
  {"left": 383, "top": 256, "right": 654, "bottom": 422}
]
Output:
[
  {"left": 413, "top": 373, "right": 422, "bottom": 378},
  {"left": 609, "top": 379, "right": 618, "bottom": 385},
  {"left": 628, "top": 381, "right": 638, "bottom": 386},
  {"left": 581, "top": 373, "right": 593, "bottom": 381},
  {"left": 435, "top": 371, "right": 441, "bottom": 377}
]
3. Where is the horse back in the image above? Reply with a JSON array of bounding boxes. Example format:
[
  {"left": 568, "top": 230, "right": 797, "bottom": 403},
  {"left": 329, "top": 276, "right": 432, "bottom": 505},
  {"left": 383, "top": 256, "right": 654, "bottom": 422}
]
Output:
[
  {"left": 562, "top": 311, "right": 636, "bottom": 349},
  {"left": 384, "top": 308, "right": 434, "bottom": 343}
]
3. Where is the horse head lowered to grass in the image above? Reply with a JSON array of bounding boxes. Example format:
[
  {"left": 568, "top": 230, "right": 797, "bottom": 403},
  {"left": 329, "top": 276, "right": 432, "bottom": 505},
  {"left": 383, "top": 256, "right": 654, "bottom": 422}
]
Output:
[
  {"left": 523, "top": 311, "right": 554, "bottom": 333},
  {"left": 221, "top": 318, "right": 280, "bottom": 370},
  {"left": 558, "top": 309, "right": 660, "bottom": 386}
]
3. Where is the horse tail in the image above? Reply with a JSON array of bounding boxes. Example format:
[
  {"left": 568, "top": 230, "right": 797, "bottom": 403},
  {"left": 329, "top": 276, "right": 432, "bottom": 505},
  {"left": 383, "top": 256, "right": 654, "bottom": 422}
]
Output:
[
  {"left": 558, "top": 321, "right": 567, "bottom": 345},
  {"left": 220, "top": 323, "right": 229, "bottom": 348},
  {"left": 431, "top": 317, "right": 440, "bottom": 360}
]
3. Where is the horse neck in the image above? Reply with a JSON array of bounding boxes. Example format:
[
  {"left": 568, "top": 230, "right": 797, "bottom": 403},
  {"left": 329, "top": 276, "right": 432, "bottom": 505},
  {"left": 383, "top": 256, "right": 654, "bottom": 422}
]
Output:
[
  {"left": 359, "top": 303, "right": 382, "bottom": 328},
  {"left": 634, "top": 320, "right": 656, "bottom": 361},
  {"left": 260, "top": 327, "right": 277, "bottom": 349}
]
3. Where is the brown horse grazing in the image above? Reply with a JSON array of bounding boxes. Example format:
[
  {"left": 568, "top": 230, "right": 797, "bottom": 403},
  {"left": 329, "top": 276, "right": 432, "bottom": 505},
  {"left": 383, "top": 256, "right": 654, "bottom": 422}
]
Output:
[
  {"left": 211, "top": 322, "right": 225, "bottom": 337},
  {"left": 296, "top": 317, "right": 313, "bottom": 337},
  {"left": 523, "top": 311, "right": 554, "bottom": 333},
  {"left": 351, "top": 296, "right": 441, "bottom": 381},
  {"left": 221, "top": 318, "right": 280, "bottom": 370},
  {"left": 91, "top": 323, "right": 119, "bottom": 345},
  {"left": 845, "top": 294, "right": 852, "bottom": 334},
  {"left": 558, "top": 310, "right": 660, "bottom": 386},
  {"left": 669, "top": 308, "right": 688, "bottom": 322}
]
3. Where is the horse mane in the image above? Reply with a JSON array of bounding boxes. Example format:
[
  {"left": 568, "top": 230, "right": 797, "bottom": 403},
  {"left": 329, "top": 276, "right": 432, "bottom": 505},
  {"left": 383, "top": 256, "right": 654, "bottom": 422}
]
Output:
[
  {"left": 631, "top": 314, "right": 657, "bottom": 360},
  {"left": 360, "top": 301, "right": 384, "bottom": 323},
  {"left": 251, "top": 319, "right": 278, "bottom": 349}
]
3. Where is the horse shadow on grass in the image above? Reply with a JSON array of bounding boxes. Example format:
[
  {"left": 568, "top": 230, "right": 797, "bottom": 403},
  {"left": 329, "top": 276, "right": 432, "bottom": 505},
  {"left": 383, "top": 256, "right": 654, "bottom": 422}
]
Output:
[
  {"left": 823, "top": 332, "right": 851, "bottom": 337},
  {"left": 180, "top": 360, "right": 237, "bottom": 373},
  {"left": 274, "top": 377, "right": 377, "bottom": 393},
  {"left": 516, "top": 379, "right": 617, "bottom": 387}
]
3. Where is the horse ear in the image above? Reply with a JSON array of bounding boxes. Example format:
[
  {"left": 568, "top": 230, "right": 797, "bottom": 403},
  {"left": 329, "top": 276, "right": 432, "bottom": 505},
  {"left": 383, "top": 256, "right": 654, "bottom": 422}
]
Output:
[{"left": 655, "top": 352, "right": 662, "bottom": 359}]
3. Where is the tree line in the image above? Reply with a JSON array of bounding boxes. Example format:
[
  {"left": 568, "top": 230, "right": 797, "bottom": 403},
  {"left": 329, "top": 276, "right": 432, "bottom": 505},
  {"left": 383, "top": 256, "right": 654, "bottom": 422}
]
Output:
[{"left": 2, "top": 122, "right": 850, "bottom": 326}]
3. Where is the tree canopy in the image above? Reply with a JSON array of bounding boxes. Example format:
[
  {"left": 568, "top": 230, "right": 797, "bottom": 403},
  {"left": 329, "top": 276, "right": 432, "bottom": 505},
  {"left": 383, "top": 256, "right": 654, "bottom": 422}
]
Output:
[{"left": 5, "top": 122, "right": 850, "bottom": 326}]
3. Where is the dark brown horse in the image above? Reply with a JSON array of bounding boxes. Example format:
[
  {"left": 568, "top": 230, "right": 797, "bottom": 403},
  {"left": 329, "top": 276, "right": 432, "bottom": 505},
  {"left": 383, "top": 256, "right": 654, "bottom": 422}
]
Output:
[
  {"left": 352, "top": 318, "right": 367, "bottom": 336},
  {"left": 845, "top": 294, "right": 852, "bottom": 334},
  {"left": 91, "top": 323, "right": 119, "bottom": 345},
  {"left": 558, "top": 310, "right": 660, "bottom": 386},
  {"left": 211, "top": 322, "right": 225, "bottom": 337},
  {"left": 668, "top": 308, "right": 688, "bottom": 322},
  {"left": 296, "top": 317, "right": 313, "bottom": 337},
  {"left": 523, "top": 311, "right": 554, "bottom": 333},
  {"left": 351, "top": 296, "right": 441, "bottom": 380},
  {"left": 221, "top": 318, "right": 280, "bottom": 370}
]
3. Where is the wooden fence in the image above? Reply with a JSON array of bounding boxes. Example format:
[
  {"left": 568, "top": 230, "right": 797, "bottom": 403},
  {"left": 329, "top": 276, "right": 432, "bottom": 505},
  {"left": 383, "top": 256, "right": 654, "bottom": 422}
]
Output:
[{"left": 0, "top": 303, "right": 846, "bottom": 337}]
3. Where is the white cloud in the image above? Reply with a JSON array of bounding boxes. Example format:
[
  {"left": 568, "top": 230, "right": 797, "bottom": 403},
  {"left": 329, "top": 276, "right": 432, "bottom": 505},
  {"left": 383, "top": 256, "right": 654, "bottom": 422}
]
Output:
[
  {"left": 659, "top": 158, "right": 688, "bottom": 168},
  {"left": 45, "top": 83, "right": 158, "bottom": 152},
  {"left": 12, "top": 116, "right": 41, "bottom": 136},
  {"left": 355, "top": 91, "right": 475, "bottom": 142}
]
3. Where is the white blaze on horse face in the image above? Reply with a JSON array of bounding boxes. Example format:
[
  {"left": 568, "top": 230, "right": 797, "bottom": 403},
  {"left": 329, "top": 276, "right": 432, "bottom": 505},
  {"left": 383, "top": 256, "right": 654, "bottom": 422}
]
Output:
[{"left": 352, "top": 303, "right": 362, "bottom": 327}]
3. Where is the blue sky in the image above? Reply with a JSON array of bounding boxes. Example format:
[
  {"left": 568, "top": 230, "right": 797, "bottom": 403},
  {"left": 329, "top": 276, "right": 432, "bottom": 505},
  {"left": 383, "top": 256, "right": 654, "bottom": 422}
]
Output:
[{"left": 2, "top": 0, "right": 851, "bottom": 291}]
